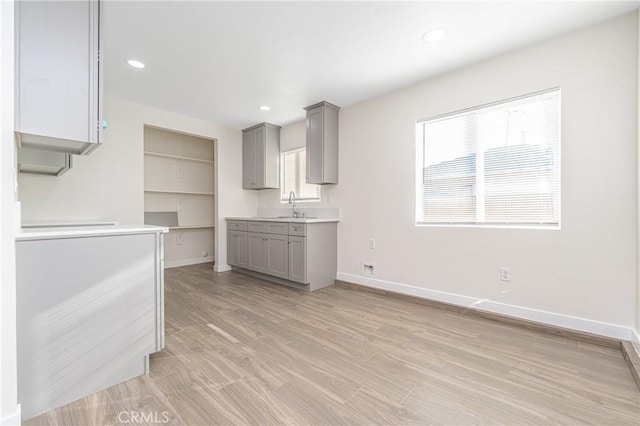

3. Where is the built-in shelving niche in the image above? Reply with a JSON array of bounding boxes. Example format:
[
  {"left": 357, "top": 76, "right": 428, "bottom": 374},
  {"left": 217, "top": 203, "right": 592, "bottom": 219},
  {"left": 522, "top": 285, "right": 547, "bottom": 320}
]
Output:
[{"left": 143, "top": 126, "right": 215, "bottom": 268}]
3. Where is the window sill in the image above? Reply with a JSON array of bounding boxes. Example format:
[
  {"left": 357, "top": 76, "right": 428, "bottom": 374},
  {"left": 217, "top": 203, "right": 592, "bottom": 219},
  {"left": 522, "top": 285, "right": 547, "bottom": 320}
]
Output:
[{"left": 415, "top": 223, "right": 561, "bottom": 230}]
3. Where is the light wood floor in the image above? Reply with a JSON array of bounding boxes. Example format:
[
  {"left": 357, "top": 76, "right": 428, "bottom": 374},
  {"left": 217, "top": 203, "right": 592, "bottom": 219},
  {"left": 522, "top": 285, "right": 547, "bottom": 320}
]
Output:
[{"left": 26, "top": 263, "right": 639, "bottom": 425}]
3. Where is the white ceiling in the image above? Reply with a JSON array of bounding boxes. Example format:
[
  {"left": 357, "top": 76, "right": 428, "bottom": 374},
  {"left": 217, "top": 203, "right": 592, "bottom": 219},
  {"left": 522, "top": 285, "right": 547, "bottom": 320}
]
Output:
[{"left": 103, "top": 1, "right": 638, "bottom": 130}]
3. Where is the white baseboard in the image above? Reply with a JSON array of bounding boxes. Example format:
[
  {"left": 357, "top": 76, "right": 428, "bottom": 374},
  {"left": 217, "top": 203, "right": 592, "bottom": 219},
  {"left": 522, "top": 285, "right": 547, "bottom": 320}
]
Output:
[
  {"left": 1, "top": 404, "right": 21, "bottom": 426},
  {"left": 336, "top": 272, "right": 634, "bottom": 342},
  {"left": 213, "top": 264, "right": 231, "bottom": 272},
  {"left": 165, "top": 256, "right": 214, "bottom": 269},
  {"left": 631, "top": 329, "right": 640, "bottom": 357}
]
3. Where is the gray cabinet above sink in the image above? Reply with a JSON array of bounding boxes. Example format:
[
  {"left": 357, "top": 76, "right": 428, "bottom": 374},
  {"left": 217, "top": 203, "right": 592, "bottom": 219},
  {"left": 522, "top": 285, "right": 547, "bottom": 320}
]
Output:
[{"left": 305, "top": 101, "right": 340, "bottom": 185}]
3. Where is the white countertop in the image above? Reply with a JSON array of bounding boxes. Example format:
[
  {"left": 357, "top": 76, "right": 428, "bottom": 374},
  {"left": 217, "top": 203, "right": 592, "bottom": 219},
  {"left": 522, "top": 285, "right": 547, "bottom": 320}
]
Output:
[
  {"left": 16, "top": 225, "right": 169, "bottom": 241},
  {"left": 226, "top": 216, "right": 340, "bottom": 224}
]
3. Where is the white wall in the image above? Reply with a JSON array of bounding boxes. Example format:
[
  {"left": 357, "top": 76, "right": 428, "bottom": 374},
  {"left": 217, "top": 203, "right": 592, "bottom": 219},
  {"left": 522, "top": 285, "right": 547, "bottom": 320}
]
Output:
[
  {"left": 636, "top": 9, "right": 640, "bottom": 351},
  {"left": 0, "top": 0, "right": 20, "bottom": 423},
  {"left": 18, "top": 97, "right": 257, "bottom": 268},
  {"left": 261, "top": 12, "right": 639, "bottom": 336}
]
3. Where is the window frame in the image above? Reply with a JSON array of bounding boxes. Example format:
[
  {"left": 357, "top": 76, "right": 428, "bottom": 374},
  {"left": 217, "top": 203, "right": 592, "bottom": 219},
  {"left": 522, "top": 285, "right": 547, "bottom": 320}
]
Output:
[
  {"left": 415, "top": 88, "right": 561, "bottom": 230},
  {"left": 280, "top": 147, "right": 321, "bottom": 203}
]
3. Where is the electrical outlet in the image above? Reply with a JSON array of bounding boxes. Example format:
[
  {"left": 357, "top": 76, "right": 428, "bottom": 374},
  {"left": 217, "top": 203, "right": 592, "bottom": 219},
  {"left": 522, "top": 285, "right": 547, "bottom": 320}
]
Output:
[
  {"left": 500, "top": 267, "right": 511, "bottom": 282},
  {"left": 369, "top": 239, "right": 376, "bottom": 249},
  {"left": 362, "top": 264, "right": 375, "bottom": 277}
]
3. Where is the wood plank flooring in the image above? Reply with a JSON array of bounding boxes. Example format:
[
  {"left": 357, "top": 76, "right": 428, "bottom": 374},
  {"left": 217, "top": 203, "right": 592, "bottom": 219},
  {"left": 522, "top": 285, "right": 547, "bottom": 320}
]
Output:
[{"left": 26, "top": 263, "right": 639, "bottom": 425}]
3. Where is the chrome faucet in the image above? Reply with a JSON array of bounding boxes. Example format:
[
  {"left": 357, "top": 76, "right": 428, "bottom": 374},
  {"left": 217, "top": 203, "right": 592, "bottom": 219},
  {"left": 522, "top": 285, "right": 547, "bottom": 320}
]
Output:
[{"left": 288, "top": 191, "right": 302, "bottom": 218}]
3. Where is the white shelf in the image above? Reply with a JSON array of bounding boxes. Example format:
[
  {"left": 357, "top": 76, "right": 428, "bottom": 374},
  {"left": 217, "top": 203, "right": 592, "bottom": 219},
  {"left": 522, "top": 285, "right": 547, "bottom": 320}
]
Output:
[
  {"left": 144, "top": 126, "right": 215, "bottom": 267},
  {"left": 144, "top": 189, "right": 214, "bottom": 196},
  {"left": 144, "top": 151, "right": 214, "bottom": 165},
  {"left": 168, "top": 225, "right": 214, "bottom": 230}
]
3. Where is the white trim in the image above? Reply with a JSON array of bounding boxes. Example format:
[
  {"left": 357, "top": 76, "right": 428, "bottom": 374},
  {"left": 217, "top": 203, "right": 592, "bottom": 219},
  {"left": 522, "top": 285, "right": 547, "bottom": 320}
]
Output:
[
  {"left": 418, "top": 86, "right": 561, "bottom": 124},
  {"left": 631, "top": 329, "right": 640, "bottom": 357},
  {"left": 213, "top": 264, "right": 231, "bottom": 273},
  {"left": 0, "top": 405, "right": 21, "bottom": 426},
  {"left": 336, "top": 272, "right": 634, "bottom": 341},
  {"left": 164, "top": 256, "right": 214, "bottom": 269}
]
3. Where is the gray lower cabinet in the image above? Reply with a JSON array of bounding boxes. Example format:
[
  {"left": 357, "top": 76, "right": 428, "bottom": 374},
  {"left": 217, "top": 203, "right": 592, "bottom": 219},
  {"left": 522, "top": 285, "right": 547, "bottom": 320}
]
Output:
[
  {"left": 266, "top": 234, "right": 289, "bottom": 279},
  {"left": 226, "top": 219, "right": 336, "bottom": 291},
  {"left": 16, "top": 0, "right": 103, "bottom": 155},
  {"left": 288, "top": 236, "right": 307, "bottom": 283},
  {"left": 242, "top": 123, "right": 280, "bottom": 189},
  {"left": 247, "top": 232, "right": 268, "bottom": 273},
  {"left": 246, "top": 232, "right": 289, "bottom": 279},
  {"left": 227, "top": 230, "right": 248, "bottom": 268}
]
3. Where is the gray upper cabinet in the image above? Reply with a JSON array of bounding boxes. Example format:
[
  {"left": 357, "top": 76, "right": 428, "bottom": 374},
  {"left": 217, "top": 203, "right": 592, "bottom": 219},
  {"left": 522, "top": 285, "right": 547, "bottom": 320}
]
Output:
[
  {"left": 304, "top": 101, "right": 340, "bottom": 184},
  {"left": 15, "top": 0, "right": 103, "bottom": 155},
  {"left": 242, "top": 122, "right": 280, "bottom": 189},
  {"left": 18, "top": 148, "right": 72, "bottom": 177}
]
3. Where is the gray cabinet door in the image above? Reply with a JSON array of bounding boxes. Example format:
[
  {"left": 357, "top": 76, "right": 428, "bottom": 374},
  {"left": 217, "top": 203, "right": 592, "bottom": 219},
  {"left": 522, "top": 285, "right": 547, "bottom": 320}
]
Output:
[
  {"left": 288, "top": 236, "right": 307, "bottom": 283},
  {"left": 242, "top": 129, "right": 258, "bottom": 189},
  {"left": 305, "top": 102, "right": 340, "bottom": 184},
  {"left": 236, "top": 232, "right": 248, "bottom": 268},
  {"left": 266, "top": 234, "right": 289, "bottom": 279},
  {"left": 306, "top": 106, "right": 324, "bottom": 184},
  {"left": 242, "top": 123, "right": 280, "bottom": 189},
  {"left": 16, "top": 0, "right": 102, "bottom": 155},
  {"left": 228, "top": 231, "right": 249, "bottom": 268},
  {"left": 228, "top": 231, "right": 238, "bottom": 266},
  {"left": 247, "top": 232, "right": 268, "bottom": 273}
]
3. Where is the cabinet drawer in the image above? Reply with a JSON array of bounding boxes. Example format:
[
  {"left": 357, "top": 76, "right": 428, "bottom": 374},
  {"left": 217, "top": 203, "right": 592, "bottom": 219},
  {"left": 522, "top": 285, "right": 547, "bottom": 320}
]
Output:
[
  {"left": 288, "top": 223, "right": 306, "bottom": 236},
  {"left": 228, "top": 220, "right": 247, "bottom": 231},
  {"left": 249, "top": 221, "right": 288, "bottom": 235}
]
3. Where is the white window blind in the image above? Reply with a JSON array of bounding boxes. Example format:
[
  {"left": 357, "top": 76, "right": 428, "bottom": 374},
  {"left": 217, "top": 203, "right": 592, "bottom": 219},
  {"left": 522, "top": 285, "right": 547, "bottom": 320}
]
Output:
[
  {"left": 416, "top": 88, "right": 560, "bottom": 227},
  {"left": 281, "top": 148, "right": 321, "bottom": 202}
]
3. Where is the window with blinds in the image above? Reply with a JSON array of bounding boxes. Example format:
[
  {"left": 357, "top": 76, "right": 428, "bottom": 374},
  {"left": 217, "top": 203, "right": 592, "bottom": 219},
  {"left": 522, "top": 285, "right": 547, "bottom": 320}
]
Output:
[
  {"left": 281, "top": 148, "right": 321, "bottom": 202},
  {"left": 416, "top": 88, "right": 561, "bottom": 227}
]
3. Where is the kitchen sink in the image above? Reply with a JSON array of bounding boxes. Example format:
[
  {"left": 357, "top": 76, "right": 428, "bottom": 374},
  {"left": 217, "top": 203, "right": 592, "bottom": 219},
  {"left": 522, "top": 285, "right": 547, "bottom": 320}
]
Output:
[
  {"left": 250, "top": 216, "right": 317, "bottom": 220},
  {"left": 277, "top": 216, "right": 317, "bottom": 219}
]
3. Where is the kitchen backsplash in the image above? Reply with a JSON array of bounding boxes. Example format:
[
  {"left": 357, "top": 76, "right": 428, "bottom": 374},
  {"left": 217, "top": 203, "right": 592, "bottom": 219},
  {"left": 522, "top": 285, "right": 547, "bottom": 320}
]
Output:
[{"left": 256, "top": 207, "right": 340, "bottom": 219}]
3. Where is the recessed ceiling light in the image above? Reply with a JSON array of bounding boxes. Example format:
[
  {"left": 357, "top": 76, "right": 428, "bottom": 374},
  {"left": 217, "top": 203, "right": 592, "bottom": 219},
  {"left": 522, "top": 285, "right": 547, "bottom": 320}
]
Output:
[
  {"left": 127, "top": 59, "right": 145, "bottom": 69},
  {"left": 422, "top": 27, "right": 446, "bottom": 43},
  {"left": 260, "top": 105, "right": 271, "bottom": 111}
]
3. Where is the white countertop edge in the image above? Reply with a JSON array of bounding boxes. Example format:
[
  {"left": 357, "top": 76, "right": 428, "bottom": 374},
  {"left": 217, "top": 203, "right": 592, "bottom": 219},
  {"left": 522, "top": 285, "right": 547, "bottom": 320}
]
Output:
[
  {"left": 225, "top": 216, "right": 340, "bottom": 223},
  {"left": 16, "top": 225, "right": 169, "bottom": 241},
  {"left": 21, "top": 220, "right": 119, "bottom": 228}
]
